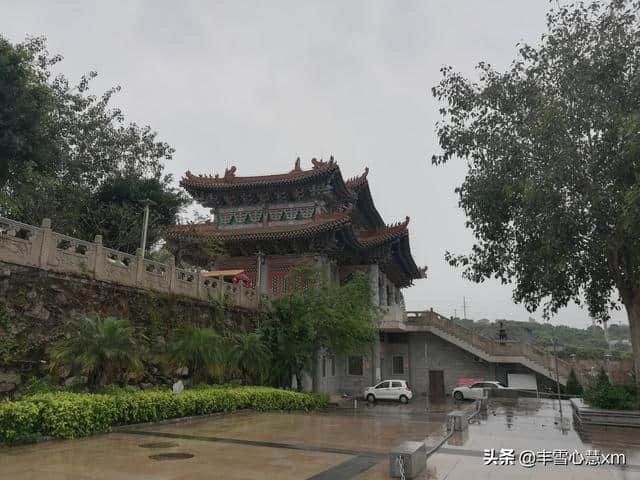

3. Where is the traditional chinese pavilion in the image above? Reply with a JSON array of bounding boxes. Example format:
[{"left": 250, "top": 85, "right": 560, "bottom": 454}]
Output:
[
  {"left": 167, "top": 158, "right": 560, "bottom": 398},
  {"left": 169, "top": 157, "right": 425, "bottom": 304}
]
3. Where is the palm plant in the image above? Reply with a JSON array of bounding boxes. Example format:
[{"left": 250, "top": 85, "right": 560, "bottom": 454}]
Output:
[
  {"left": 48, "top": 314, "right": 144, "bottom": 390},
  {"left": 167, "top": 326, "right": 223, "bottom": 382},
  {"left": 229, "top": 332, "right": 271, "bottom": 385}
]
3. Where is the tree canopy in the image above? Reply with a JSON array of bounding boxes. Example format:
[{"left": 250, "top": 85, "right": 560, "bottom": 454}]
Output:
[
  {"left": 0, "top": 36, "right": 189, "bottom": 254},
  {"left": 432, "top": 0, "right": 640, "bottom": 380}
]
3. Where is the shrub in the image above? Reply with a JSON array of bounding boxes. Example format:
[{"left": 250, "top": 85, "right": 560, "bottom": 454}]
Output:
[
  {"left": 0, "top": 386, "right": 328, "bottom": 444},
  {"left": 48, "top": 314, "right": 144, "bottom": 390},
  {"left": 0, "top": 402, "right": 41, "bottom": 445},
  {"left": 167, "top": 327, "right": 223, "bottom": 382},
  {"left": 565, "top": 369, "right": 583, "bottom": 396},
  {"left": 583, "top": 367, "right": 640, "bottom": 410}
]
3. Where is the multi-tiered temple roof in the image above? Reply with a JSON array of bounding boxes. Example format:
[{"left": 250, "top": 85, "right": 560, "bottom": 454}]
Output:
[{"left": 169, "top": 158, "right": 426, "bottom": 287}]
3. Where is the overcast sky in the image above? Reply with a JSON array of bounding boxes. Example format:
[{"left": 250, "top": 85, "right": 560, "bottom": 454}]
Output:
[{"left": 1, "top": 1, "right": 626, "bottom": 328}]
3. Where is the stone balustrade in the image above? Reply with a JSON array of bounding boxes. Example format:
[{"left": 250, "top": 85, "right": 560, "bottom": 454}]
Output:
[
  {"left": 405, "top": 310, "right": 584, "bottom": 386},
  {"left": 0, "top": 216, "right": 264, "bottom": 310}
]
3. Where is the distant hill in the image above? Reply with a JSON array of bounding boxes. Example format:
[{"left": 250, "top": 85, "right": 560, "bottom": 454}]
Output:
[{"left": 453, "top": 317, "right": 631, "bottom": 360}]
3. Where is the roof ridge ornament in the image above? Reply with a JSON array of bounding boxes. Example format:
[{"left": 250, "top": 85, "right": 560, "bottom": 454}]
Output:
[
  {"left": 346, "top": 166, "right": 369, "bottom": 185},
  {"left": 311, "top": 155, "right": 336, "bottom": 170},
  {"left": 292, "top": 157, "right": 302, "bottom": 172},
  {"left": 223, "top": 166, "right": 237, "bottom": 182}
]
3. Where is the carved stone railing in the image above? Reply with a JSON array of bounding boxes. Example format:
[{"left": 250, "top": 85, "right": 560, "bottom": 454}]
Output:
[
  {"left": 0, "top": 216, "right": 264, "bottom": 310},
  {"left": 405, "top": 310, "right": 584, "bottom": 385}
]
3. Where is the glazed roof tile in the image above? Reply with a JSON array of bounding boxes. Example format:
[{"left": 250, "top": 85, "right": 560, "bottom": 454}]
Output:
[
  {"left": 171, "top": 209, "right": 409, "bottom": 247},
  {"left": 180, "top": 158, "right": 339, "bottom": 189},
  {"left": 170, "top": 209, "right": 352, "bottom": 242}
]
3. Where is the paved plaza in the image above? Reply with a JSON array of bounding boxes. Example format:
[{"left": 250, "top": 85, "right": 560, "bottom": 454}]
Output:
[{"left": 2, "top": 398, "right": 640, "bottom": 479}]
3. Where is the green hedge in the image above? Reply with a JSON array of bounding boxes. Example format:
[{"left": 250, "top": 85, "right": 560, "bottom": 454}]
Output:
[{"left": 0, "top": 386, "right": 328, "bottom": 445}]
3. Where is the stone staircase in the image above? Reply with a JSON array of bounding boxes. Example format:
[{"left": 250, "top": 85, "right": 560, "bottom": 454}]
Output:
[{"left": 398, "top": 311, "right": 582, "bottom": 386}]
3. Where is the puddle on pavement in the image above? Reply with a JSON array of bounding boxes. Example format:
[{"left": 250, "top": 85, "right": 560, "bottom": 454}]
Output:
[
  {"left": 138, "top": 442, "right": 179, "bottom": 449},
  {"left": 149, "top": 452, "right": 194, "bottom": 461}
]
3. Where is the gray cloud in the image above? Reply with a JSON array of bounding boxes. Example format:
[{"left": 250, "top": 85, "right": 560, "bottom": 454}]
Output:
[{"left": 0, "top": 0, "right": 624, "bottom": 327}]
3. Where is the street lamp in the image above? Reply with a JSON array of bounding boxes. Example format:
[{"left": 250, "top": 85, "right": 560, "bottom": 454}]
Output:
[
  {"left": 552, "top": 337, "right": 563, "bottom": 419},
  {"left": 139, "top": 199, "right": 157, "bottom": 257}
]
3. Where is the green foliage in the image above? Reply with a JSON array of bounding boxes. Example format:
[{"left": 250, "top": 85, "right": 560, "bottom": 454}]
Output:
[
  {"left": 566, "top": 369, "right": 583, "bottom": 396},
  {"left": 432, "top": 0, "right": 640, "bottom": 376},
  {"left": 167, "top": 327, "right": 224, "bottom": 382},
  {"left": 584, "top": 368, "right": 640, "bottom": 410},
  {"left": 462, "top": 318, "right": 629, "bottom": 359},
  {"left": 48, "top": 314, "right": 144, "bottom": 390},
  {"left": 433, "top": 3, "right": 640, "bottom": 318},
  {"left": 0, "top": 35, "right": 190, "bottom": 253},
  {"left": 0, "top": 402, "right": 41, "bottom": 445},
  {"left": 229, "top": 332, "right": 271, "bottom": 385},
  {"left": 20, "top": 376, "right": 58, "bottom": 396},
  {"left": 264, "top": 264, "right": 378, "bottom": 390},
  {"left": 0, "top": 386, "right": 328, "bottom": 444}
]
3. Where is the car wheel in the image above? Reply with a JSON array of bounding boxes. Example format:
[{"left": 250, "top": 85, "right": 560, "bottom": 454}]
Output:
[
  {"left": 366, "top": 394, "right": 375, "bottom": 403},
  {"left": 453, "top": 391, "right": 464, "bottom": 401},
  {"left": 399, "top": 395, "right": 409, "bottom": 404}
]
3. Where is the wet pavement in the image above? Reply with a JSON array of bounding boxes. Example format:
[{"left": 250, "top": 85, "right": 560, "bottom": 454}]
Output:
[{"left": 2, "top": 397, "right": 640, "bottom": 479}]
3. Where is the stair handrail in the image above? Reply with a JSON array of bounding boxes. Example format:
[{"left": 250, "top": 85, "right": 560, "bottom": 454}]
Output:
[{"left": 407, "top": 310, "right": 580, "bottom": 383}]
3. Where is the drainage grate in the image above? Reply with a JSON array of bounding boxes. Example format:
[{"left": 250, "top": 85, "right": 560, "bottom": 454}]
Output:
[
  {"left": 139, "top": 442, "right": 178, "bottom": 449},
  {"left": 149, "top": 453, "right": 194, "bottom": 461}
]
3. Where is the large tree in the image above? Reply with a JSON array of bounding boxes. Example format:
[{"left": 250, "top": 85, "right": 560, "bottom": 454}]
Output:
[
  {"left": 0, "top": 36, "right": 189, "bottom": 253},
  {"left": 263, "top": 264, "right": 378, "bottom": 392},
  {"left": 432, "top": 0, "right": 640, "bottom": 382}
]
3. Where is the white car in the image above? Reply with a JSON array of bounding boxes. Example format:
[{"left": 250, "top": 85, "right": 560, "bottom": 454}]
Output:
[
  {"left": 452, "top": 381, "right": 507, "bottom": 400},
  {"left": 364, "top": 380, "right": 413, "bottom": 404}
]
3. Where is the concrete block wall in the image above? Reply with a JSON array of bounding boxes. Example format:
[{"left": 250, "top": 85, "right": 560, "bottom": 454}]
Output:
[
  {"left": 422, "top": 333, "right": 494, "bottom": 395},
  {"left": 381, "top": 341, "right": 410, "bottom": 384},
  {"left": 379, "top": 332, "right": 495, "bottom": 397}
]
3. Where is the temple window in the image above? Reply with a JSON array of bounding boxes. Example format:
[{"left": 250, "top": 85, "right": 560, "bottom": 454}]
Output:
[
  {"left": 347, "top": 356, "right": 363, "bottom": 376},
  {"left": 392, "top": 356, "right": 404, "bottom": 375},
  {"left": 271, "top": 275, "right": 278, "bottom": 294}
]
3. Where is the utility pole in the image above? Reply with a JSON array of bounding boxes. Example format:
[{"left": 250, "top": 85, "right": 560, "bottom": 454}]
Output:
[
  {"left": 139, "top": 199, "right": 156, "bottom": 257},
  {"left": 462, "top": 296, "right": 468, "bottom": 321}
]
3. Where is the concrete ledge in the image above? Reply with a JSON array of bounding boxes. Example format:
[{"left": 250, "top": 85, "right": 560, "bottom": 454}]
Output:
[{"left": 571, "top": 397, "right": 640, "bottom": 428}]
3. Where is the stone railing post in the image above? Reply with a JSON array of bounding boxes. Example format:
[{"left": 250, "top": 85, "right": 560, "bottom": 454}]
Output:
[
  {"left": 93, "top": 235, "right": 104, "bottom": 281},
  {"left": 197, "top": 271, "right": 204, "bottom": 300},
  {"left": 167, "top": 255, "right": 176, "bottom": 294},
  {"left": 135, "top": 248, "right": 144, "bottom": 285},
  {"left": 38, "top": 218, "right": 53, "bottom": 269}
]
